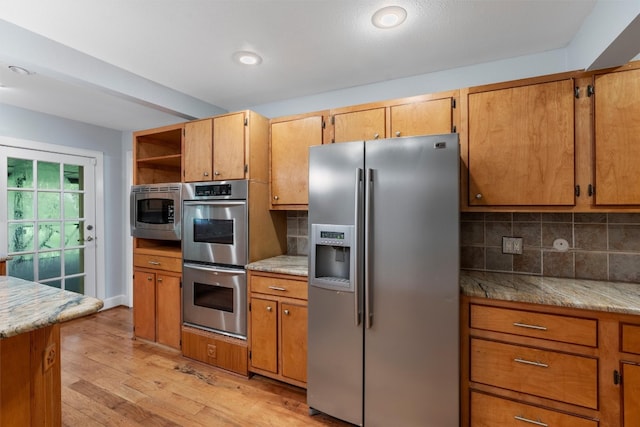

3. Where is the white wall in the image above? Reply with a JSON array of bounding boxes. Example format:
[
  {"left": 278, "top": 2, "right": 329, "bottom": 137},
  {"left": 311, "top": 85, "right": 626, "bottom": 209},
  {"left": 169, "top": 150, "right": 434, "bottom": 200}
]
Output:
[
  {"left": 247, "top": 48, "right": 571, "bottom": 118},
  {"left": 0, "top": 103, "right": 126, "bottom": 302}
]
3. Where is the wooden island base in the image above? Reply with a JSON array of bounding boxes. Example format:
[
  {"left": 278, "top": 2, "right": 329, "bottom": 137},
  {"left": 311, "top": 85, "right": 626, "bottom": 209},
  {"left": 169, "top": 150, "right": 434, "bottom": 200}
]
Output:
[{"left": 0, "top": 324, "right": 61, "bottom": 427}]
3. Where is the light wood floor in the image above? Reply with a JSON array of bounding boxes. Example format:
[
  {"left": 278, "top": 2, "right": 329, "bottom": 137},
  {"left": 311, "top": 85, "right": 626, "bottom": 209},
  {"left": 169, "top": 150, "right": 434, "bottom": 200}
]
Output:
[{"left": 60, "top": 306, "right": 352, "bottom": 427}]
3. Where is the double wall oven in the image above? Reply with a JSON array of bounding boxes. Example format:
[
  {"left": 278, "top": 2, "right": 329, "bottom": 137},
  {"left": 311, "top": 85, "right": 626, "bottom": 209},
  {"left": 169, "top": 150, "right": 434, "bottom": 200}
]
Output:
[{"left": 182, "top": 180, "right": 249, "bottom": 339}]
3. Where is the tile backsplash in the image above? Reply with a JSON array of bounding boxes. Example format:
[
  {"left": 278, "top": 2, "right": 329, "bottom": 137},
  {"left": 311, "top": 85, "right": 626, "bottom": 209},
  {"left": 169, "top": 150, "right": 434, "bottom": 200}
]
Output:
[
  {"left": 461, "top": 212, "right": 640, "bottom": 283},
  {"left": 286, "top": 211, "right": 309, "bottom": 256},
  {"left": 289, "top": 211, "right": 640, "bottom": 283}
]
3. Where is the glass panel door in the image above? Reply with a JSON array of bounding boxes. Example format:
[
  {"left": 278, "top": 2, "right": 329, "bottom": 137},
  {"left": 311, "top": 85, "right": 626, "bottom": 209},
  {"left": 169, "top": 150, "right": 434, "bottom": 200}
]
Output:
[{"left": 1, "top": 147, "right": 96, "bottom": 296}]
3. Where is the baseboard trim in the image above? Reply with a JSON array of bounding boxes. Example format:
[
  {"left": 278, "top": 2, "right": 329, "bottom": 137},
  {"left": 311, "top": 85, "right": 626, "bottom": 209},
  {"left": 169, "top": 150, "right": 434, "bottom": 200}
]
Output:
[{"left": 101, "top": 294, "right": 128, "bottom": 310}]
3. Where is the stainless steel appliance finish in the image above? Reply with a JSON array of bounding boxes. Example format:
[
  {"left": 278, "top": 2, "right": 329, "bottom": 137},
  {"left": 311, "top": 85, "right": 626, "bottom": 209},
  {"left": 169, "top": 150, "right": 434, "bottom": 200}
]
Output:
[
  {"left": 307, "top": 134, "right": 460, "bottom": 427},
  {"left": 182, "top": 262, "right": 247, "bottom": 338},
  {"left": 130, "top": 182, "right": 182, "bottom": 240},
  {"left": 182, "top": 180, "right": 249, "bottom": 338},
  {"left": 182, "top": 180, "right": 248, "bottom": 266}
]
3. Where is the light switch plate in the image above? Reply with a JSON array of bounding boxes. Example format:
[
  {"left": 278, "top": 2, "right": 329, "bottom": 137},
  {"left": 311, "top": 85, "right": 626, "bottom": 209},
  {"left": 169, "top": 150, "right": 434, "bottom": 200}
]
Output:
[{"left": 502, "top": 237, "right": 523, "bottom": 255}]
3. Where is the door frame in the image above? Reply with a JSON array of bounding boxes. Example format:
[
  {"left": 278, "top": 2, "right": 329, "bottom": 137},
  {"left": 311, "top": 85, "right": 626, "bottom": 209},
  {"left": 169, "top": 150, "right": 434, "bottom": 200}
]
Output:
[{"left": 0, "top": 135, "right": 105, "bottom": 300}]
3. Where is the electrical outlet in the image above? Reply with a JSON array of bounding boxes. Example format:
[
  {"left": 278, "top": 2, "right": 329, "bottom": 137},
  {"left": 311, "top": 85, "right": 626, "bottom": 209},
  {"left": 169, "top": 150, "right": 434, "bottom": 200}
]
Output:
[{"left": 502, "top": 237, "right": 523, "bottom": 255}]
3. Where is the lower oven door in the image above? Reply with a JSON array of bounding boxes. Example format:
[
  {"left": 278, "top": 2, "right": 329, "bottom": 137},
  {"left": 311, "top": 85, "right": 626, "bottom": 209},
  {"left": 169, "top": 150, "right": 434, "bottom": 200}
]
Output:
[{"left": 183, "top": 263, "right": 247, "bottom": 339}]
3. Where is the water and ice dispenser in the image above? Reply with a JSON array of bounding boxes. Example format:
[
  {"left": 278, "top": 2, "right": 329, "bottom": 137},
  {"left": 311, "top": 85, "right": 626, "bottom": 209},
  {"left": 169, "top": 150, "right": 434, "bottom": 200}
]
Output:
[{"left": 309, "top": 224, "right": 355, "bottom": 292}]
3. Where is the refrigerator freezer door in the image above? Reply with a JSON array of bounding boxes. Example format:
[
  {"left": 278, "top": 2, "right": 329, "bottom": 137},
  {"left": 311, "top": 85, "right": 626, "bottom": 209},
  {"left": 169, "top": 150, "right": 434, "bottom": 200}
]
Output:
[
  {"left": 308, "top": 141, "right": 365, "bottom": 426},
  {"left": 364, "top": 135, "right": 460, "bottom": 427}
]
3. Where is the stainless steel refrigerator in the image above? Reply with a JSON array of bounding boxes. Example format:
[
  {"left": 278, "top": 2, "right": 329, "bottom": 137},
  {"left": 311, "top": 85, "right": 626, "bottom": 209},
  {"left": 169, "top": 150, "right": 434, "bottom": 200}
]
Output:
[{"left": 307, "top": 134, "right": 460, "bottom": 427}]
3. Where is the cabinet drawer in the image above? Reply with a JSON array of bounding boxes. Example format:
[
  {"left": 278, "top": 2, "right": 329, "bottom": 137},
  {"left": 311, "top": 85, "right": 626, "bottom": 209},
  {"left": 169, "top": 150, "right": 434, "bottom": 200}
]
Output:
[
  {"left": 250, "top": 275, "right": 307, "bottom": 300},
  {"left": 470, "top": 304, "right": 597, "bottom": 347},
  {"left": 470, "top": 338, "right": 598, "bottom": 408},
  {"left": 621, "top": 323, "right": 640, "bottom": 355},
  {"left": 471, "top": 392, "right": 598, "bottom": 427},
  {"left": 134, "top": 253, "right": 181, "bottom": 273}
]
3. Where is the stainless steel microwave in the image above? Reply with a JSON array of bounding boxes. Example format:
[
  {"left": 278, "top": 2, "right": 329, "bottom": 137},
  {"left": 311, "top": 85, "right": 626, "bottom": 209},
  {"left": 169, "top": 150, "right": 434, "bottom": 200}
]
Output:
[{"left": 130, "top": 183, "right": 182, "bottom": 240}]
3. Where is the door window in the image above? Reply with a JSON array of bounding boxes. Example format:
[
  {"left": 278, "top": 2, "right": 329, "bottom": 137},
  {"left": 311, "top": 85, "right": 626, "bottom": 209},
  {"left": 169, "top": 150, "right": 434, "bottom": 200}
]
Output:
[{"left": 2, "top": 147, "right": 96, "bottom": 295}]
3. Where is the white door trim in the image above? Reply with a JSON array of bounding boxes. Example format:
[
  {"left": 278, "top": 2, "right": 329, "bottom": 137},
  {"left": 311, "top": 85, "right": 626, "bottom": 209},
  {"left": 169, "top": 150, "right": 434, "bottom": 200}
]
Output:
[{"left": 0, "top": 135, "right": 105, "bottom": 300}]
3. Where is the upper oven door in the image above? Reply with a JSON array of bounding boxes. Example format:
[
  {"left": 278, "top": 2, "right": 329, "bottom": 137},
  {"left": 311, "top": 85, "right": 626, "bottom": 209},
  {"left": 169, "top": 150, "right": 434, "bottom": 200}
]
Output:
[{"left": 182, "top": 200, "right": 248, "bottom": 266}]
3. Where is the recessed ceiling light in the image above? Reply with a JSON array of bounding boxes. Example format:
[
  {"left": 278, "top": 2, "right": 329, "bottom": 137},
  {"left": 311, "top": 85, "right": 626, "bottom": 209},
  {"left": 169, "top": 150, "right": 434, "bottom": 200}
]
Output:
[
  {"left": 233, "top": 51, "right": 262, "bottom": 66},
  {"left": 8, "top": 65, "right": 34, "bottom": 75},
  {"left": 372, "top": 6, "right": 407, "bottom": 29}
]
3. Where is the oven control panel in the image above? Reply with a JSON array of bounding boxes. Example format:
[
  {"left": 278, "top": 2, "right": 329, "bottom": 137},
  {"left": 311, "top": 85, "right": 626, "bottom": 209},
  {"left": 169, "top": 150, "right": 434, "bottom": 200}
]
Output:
[
  {"left": 195, "top": 184, "right": 232, "bottom": 197},
  {"left": 183, "top": 180, "right": 248, "bottom": 201}
]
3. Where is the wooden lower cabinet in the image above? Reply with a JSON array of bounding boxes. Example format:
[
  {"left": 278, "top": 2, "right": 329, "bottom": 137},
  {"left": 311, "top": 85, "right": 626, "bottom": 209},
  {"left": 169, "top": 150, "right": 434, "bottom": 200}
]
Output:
[
  {"left": 248, "top": 271, "right": 308, "bottom": 387},
  {"left": 133, "top": 248, "right": 182, "bottom": 350},
  {"left": 0, "top": 260, "right": 5, "bottom": 275},
  {"left": 462, "top": 296, "right": 640, "bottom": 426},
  {"left": 622, "top": 363, "right": 640, "bottom": 426}
]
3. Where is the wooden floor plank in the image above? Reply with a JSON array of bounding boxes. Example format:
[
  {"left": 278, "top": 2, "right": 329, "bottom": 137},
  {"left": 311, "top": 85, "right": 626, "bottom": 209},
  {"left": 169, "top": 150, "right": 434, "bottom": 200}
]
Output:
[{"left": 60, "top": 307, "right": 351, "bottom": 426}]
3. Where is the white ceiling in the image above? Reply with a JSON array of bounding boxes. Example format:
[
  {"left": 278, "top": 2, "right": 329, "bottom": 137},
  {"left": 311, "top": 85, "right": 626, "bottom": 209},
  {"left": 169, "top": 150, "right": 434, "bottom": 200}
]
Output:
[{"left": 0, "top": 0, "right": 639, "bottom": 131}]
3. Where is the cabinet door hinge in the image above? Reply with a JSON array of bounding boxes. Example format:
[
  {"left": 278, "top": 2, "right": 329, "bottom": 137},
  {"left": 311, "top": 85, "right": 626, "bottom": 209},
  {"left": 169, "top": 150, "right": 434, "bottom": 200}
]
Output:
[
  {"left": 244, "top": 117, "right": 248, "bottom": 126},
  {"left": 322, "top": 120, "right": 326, "bottom": 129},
  {"left": 614, "top": 369, "right": 621, "bottom": 385},
  {"left": 574, "top": 86, "right": 580, "bottom": 99},
  {"left": 249, "top": 350, "right": 252, "bottom": 360},
  {"left": 249, "top": 302, "right": 251, "bottom": 311},
  {"left": 451, "top": 98, "right": 456, "bottom": 108},
  {"left": 331, "top": 138, "right": 335, "bottom": 144},
  {"left": 588, "top": 184, "right": 594, "bottom": 197},
  {"left": 575, "top": 185, "right": 580, "bottom": 197},
  {"left": 330, "top": 115, "right": 335, "bottom": 125},
  {"left": 451, "top": 125, "right": 457, "bottom": 133},
  {"left": 587, "top": 85, "right": 595, "bottom": 97}
]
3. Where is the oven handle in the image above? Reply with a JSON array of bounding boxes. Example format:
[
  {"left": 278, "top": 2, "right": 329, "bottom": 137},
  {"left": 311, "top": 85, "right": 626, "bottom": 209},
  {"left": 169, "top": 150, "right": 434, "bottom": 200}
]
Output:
[
  {"left": 183, "top": 263, "right": 246, "bottom": 275},
  {"left": 183, "top": 200, "right": 247, "bottom": 207}
]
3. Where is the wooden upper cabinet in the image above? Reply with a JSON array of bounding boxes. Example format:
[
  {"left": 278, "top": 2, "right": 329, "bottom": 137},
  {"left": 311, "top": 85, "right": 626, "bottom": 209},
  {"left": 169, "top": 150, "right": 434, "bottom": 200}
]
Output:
[
  {"left": 270, "top": 113, "right": 325, "bottom": 209},
  {"left": 594, "top": 67, "right": 640, "bottom": 205},
  {"left": 333, "top": 108, "right": 386, "bottom": 143},
  {"left": 213, "top": 112, "right": 246, "bottom": 181},
  {"left": 390, "top": 98, "right": 453, "bottom": 138},
  {"left": 183, "top": 118, "right": 213, "bottom": 182},
  {"left": 467, "top": 79, "right": 575, "bottom": 206}
]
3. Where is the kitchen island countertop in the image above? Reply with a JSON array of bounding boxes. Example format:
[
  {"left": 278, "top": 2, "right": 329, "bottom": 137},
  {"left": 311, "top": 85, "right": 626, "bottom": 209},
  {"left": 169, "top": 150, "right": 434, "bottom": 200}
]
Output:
[
  {"left": 247, "top": 256, "right": 640, "bottom": 315},
  {"left": 0, "top": 275, "right": 103, "bottom": 338}
]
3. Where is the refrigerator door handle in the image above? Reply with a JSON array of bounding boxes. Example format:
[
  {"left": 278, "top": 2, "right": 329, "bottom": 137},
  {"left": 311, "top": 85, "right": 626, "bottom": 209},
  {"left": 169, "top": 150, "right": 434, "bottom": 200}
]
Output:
[
  {"left": 364, "top": 167, "right": 373, "bottom": 329},
  {"left": 354, "top": 168, "right": 363, "bottom": 326}
]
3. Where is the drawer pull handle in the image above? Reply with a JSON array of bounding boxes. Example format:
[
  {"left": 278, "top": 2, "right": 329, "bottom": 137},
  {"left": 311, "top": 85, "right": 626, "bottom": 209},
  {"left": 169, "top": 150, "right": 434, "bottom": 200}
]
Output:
[
  {"left": 514, "top": 358, "right": 548, "bottom": 368},
  {"left": 513, "top": 322, "right": 547, "bottom": 331},
  {"left": 268, "top": 286, "right": 287, "bottom": 291},
  {"left": 148, "top": 261, "right": 161, "bottom": 266},
  {"left": 514, "top": 415, "right": 548, "bottom": 426}
]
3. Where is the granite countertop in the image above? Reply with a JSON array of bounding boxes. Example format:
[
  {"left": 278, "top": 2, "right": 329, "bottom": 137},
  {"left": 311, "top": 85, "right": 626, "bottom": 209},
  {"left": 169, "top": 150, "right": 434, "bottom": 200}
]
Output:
[
  {"left": 0, "top": 276, "right": 104, "bottom": 338},
  {"left": 246, "top": 255, "right": 309, "bottom": 277},
  {"left": 247, "top": 256, "right": 640, "bottom": 316},
  {"left": 461, "top": 270, "right": 640, "bottom": 316}
]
